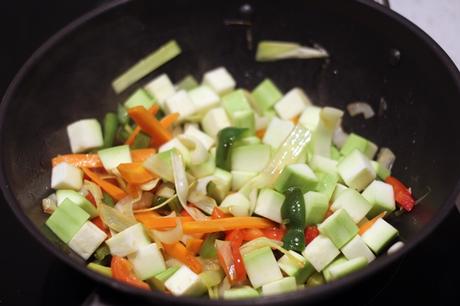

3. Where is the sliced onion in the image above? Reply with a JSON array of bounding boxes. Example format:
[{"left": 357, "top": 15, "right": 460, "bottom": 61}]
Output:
[
  {"left": 240, "top": 237, "right": 304, "bottom": 267},
  {"left": 178, "top": 135, "right": 209, "bottom": 165},
  {"left": 332, "top": 126, "right": 349, "bottom": 149},
  {"left": 248, "top": 189, "right": 258, "bottom": 215},
  {"left": 387, "top": 241, "right": 404, "bottom": 255},
  {"left": 81, "top": 180, "right": 104, "bottom": 207},
  {"left": 140, "top": 178, "right": 160, "bottom": 191},
  {"left": 347, "top": 102, "right": 375, "bottom": 119},
  {"left": 188, "top": 190, "right": 217, "bottom": 215},
  {"left": 152, "top": 212, "right": 183, "bottom": 244},
  {"left": 157, "top": 182, "right": 176, "bottom": 198},
  {"left": 172, "top": 151, "right": 206, "bottom": 220},
  {"left": 195, "top": 176, "right": 216, "bottom": 194},
  {"left": 220, "top": 193, "right": 250, "bottom": 217},
  {"left": 377, "top": 147, "right": 396, "bottom": 171},
  {"left": 98, "top": 203, "right": 137, "bottom": 233}
]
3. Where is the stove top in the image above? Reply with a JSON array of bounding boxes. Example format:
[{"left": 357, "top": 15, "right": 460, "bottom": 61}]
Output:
[{"left": 1, "top": 1, "right": 460, "bottom": 305}]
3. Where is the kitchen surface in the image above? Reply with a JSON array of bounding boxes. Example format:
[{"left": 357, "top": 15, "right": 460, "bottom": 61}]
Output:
[{"left": 1, "top": 1, "right": 460, "bottom": 305}]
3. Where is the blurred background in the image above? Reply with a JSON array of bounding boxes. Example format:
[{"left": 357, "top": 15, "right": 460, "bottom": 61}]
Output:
[{"left": 0, "top": 1, "right": 459, "bottom": 305}]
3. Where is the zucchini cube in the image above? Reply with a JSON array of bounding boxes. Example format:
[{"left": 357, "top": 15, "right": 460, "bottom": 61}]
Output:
[
  {"left": 66, "top": 118, "right": 104, "bottom": 153},
  {"left": 339, "top": 133, "right": 368, "bottom": 156},
  {"left": 255, "top": 188, "right": 285, "bottom": 223},
  {"left": 314, "top": 172, "right": 339, "bottom": 201},
  {"left": 261, "top": 276, "right": 297, "bottom": 296},
  {"left": 318, "top": 209, "right": 358, "bottom": 248},
  {"left": 202, "top": 67, "right": 236, "bottom": 96},
  {"left": 184, "top": 124, "right": 215, "bottom": 150},
  {"left": 362, "top": 180, "right": 396, "bottom": 218},
  {"left": 164, "top": 265, "right": 207, "bottom": 296},
  {"left": 299, "top": 106, "right": 321, "bottom": 131},
  {"left": 361, "top": 218, "right": 398, "bottom": 254},
  {"left": 201, "top": 107, "right": 231, "bottom": 138},
  {"left": 68, "top": 221, "right": 107, "bottom": 260},
  {"left": 222, "top": 90, "right": 255, "bottom": 133},
  {"left": 309, "top": 155, "right": 338, "bottom": 175},
  {"left": 98, "top": 144, "right": 132, "bottom": 171},
  {"left": 105, "top": 223, "right": 151, "bottom": 257},
  {"left": 304, "top": 191, "right": 329, "bottom": 225},
  {"left": 274, "top": 163, "right": 318, "bottom": 193},
  {"left": 165, "top": 90, "right": 196, "bottom": 120},
  {"left": 124, "top": 88, "right": 156, "bottom": 110},
  {"left": 231, "top": 144, "right": 271, "bottom": 172},
  {"left": 223, "top": 286, "right": 259, "bottom": 299},
  {"left": 45, "top": 199, "right": 90, "bottom": 243},
  {"left": 243, "top": 246, "right": 283, "bottom": 288},
  {"left": 277, "top": 250, "right": 314, "bottom": 283},
  {"left": 231, "top": 170, "right": 257, "bottom": 191},
  {"left": 340, "top": 235, "right": 375, "bottom": 263},
  {"left": 337, "top": 149, "right": 376, "bottom": 191},
  {"left": 262, "top": 117, "right": 294, "bottom": 150},
  {"left": 250, "top": 79, "right": 283, "bottom": 114},
  {"left": 371, "top": 160, "right": 391, "bottom": 180},
  {"left": 56, "top": 189, "right": 98, "bottom": 218},
  {"left": 208, "top": 168, "right": 232, "bottom": 203},
  {"left": 322, "top": 256, "right": 367, "bottom": 282},
  {"left": 220, "top": 192, "right": 250, "bottom": 217},
  {"left": 331, "top": 188, "right": 372, "bottom": 223},
  {"left": 331, "top": 183, "right": 348, "bottom": 203},
  {"left": 302, "top": 234, "right": 340, "bottom": 272},
  {"left": 159, "top": 138, "right": 191, "bottom": 166},
  {"left": 128, "top": 243, "right": 166, "bottom": 280},
  {"left": 274, "top": 88, "right": 311, "bottom": 120},
  {"left": 144, "top": 74, "right": 175, "bottom": 108},
  {"left": 188, "top": 85, "right": 220, "bottom": 114},
  {"left": 189, "top": 150, "right": 216, "bottom": 178},
  {"left": 51, "top": 162, "right": 83, "bottom": 190}
]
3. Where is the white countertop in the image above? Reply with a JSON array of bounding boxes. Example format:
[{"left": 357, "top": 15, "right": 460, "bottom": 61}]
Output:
[{"left": 391, "top": 0, "right": 460, "bottom": 69}]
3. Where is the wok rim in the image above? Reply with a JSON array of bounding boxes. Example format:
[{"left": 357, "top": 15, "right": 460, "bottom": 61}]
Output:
[{"left": 1, "top": 0, "right": 459, "bottom": 305}]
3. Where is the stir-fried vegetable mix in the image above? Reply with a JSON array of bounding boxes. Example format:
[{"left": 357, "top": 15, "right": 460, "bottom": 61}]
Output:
[{"left": 44, "top": 40, "right": 417, "bottom": 299}]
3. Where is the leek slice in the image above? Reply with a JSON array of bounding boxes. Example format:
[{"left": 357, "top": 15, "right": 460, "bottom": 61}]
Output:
[{"left": 256, "top": 41, "right": 328, "bottom": 62}]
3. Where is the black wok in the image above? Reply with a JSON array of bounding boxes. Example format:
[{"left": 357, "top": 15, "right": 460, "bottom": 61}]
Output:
[{"left": 1, "top": 0, "right": 460, "bottom": 305}]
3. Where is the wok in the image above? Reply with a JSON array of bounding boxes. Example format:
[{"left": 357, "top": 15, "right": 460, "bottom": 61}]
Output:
[{"left": 1, "top": 0, "right": 460, "bottom": 305}]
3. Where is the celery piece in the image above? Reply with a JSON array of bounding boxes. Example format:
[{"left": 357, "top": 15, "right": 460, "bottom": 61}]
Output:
[
  {"left": 117, "top": 104, "right": 129, "bottom": 124},
  {"left": 45, "top": 199, "right": 90, "bottom": 243},
  {"left": 112, "top": 40, "right": 181, "bottom": 93},
  {"left": 103, "top": 113, "right": 119, "bottom": 148},
  {"left": 200, "top": 233, "right": 220, "bottom": 259},
  {"left": 155, "top": 265, "right": 180, "bottom": 283},
  {"left": 256, "top": 41, "right": 328, "bottom": 62},
  {"left": 87, "top": 262, "right": 112, "bottom": 277},
  {"left": 176, "top": 75, "right": 199, "bottom": 91},
  {"left": 124, "top": 89, "right": 155, "bottom": 110}
]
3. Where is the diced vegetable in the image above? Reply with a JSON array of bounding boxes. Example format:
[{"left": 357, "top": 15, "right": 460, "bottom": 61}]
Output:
[
  {"left": 124, "top": 89, "right": 156, "bottom": 110},
  {"left": 223, "top": 286, "right": 259, "bottom": 299},
  {"left": 201, "top": 107, "right": 231, "bottom": 137},
  {"left": 314, "top": 172, "right": 339, "bottom": 202},
  {"left": 203, "top": 67, "right": 236, "bottom": 96},
  {"left": 340, "top": 235, "right": 375, "bottom": 263},
  {"left": 385, "top": 176, "right": 415, "bottom": 212},
  {"left": 56, "top": 189, "right": 98, "bottom": 218},
  {"left": 337, "top": 149, "right": 376, "bottom": 191},
  {"left": 111, "top": 256, "right": 149, "bottom": 289},
  {"left": 144, "top": 74, "right": 175, "bottom": 108},
  {"left": 207, "top": 168, "right": 232, "bottom": 203},
  {"left": 184, "top": 124, "right": 215, "bottom": 151},
  {"left": 318, "top": 209, "right": 358, "bottom": 248},
  {"left": 231, "top": 144, "right": 271, "bottom": 172},
  {"left": 362, "top": 180, "right": 395, "bottom": 218},
  {"left": 299, "top": 106, "right": 321, "bottom": 131},
  {"left": 302, "top": 235, "right": 340, "bottom": 272},
  {"left": 68, "top": 221, "right": 107, "bottom": 260},
  {"left": 127, "top": 243, "right": 166, "bottom": 280},
  {"left": 45, "top": 199, "right": 90, "bottom": 243},
  {"left": 309, "top": 155, "right": 338, "bottom": 176},
  {"left": 274, "top": 88, "right": 311, "bottom": 120},
  {"left": 176, "top": 75, "right": 199, "bottom": 91},
  {"left": 128, "top": 106, "right": 172, "bottom": 147},
  {"left": 304, "top": 191, "right": 329, "bottom": 225},
  {"left": 331, "top": 189, "right": 372, "bottom": 223},
  {"left": 188, "top": 85, "right": 220, "bottom": 114},
  {"left": 112, "top": 40, "right": 181, "bottom": 94},
  {"left": 231, "top": 171, "right": 257, "bottom": 191},
  {"left": 162, "top": 242, "right": 203, "bottom": 273},
  {"left": 159, "top": 138, "right": 191, "bottom": 166},
  {"left": 261, "top": 276, "right": 297, "bottom": 295},
  {"left": 82, "top": 167, "right": 127, "bottom": 201},
  {"left": 164, "top": 265, "right": 207, "bottom": 296},
  {"left": 215, "top": 127, "right": 247, "bottom": 171},
  {"left": 242, "top": 246, "right": 283, "bottom": 288},
  {"left": 277, "top": 250, "right": 306, "bottom": 276},
  {"left": 98, "top": 145, "right": 132, "bottom": 171},
  {"left": 51, "top": 162, "right": 83, "bottom": 190},
  {"left": 105, "top": 223, "right": 150, "bottom": 257},
  {"left": 254, "top": 188, "right": 285, "bottom": 223},
  {"left": 250, "top": 79, "right": 283, "bottom": 114},
  {"left": 222, "top": 90, "right": 255, "bottom": 133},
  {"left": 87, "top": 262, "right": 112, "bottom": 277},
  {"left": 255, "top": 41, "right": 328, "bottom": 61},
  {"left": 274, "top": 163, "right": 318, "bottom": 193},
  {"left": 361, "top": 218, "right": 398, "bottom": 254},
  {"left": 67, "top": 119, "right": 104, "bottom": 153},
  {"left": 262, "top": 117, "right": 294, "bottom": 150},
  {"left": 281, "top": 187, "right": 306, "bottom": 252},
  {"left": 220, "top": 193, "right": 250, "bottom": 217},
  {"left": 103, "top": 113, "right": 119, "bottom": 148}
]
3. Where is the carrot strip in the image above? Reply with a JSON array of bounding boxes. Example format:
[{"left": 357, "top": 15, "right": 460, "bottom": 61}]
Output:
[
  {"left": 125, "top": 105, "right": 160, "bottom": 146},
  {"left": 182, "top": 217, "right": 275, "bottom": 234},
  {"left": 163, "top": 242, "right": 203, "bottom": 273},
  {"left": 159, "top": 112, "right": 180, "bottom": 129},
  {"left": 135, "top": 211, "right": 194, "bottom": 229},
  {"left": 52, "top": 148, "right": 155, "bottom": 168},
  {"left": 117, "top": 162, "right": 157, "bottom": 185},
  {"left": 82, "top": 167, "right": 127, "bottom": 201},
  {"left": 128, "top": 106, "right": 172, "bottom": 147},
  {"left": 256, "top": 129, "right": 266, "bottom": 139},
  {"left": 359, "top": 212, "right": 387, "bottom": 235},
  {"left": 185, "top": 238, "right": 204, "bottom": 255}
]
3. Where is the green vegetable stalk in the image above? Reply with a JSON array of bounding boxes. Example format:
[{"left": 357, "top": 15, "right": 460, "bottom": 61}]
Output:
[
  {"left": 215, "top": 127, "right": 247, "bottom": 171},
  {"left": 281, "top": 187, "right": 306, "bottom": 252},
  {"left": 199, "top": 233, "right": 221, "bottom": 259},
  {"left": 103, "top": 112, "right": 118, "bottom": 148}
]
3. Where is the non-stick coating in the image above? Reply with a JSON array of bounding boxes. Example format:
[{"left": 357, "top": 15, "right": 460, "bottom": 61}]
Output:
[{"left": 1, "top": 0, "right": 460, "bottom": 305}]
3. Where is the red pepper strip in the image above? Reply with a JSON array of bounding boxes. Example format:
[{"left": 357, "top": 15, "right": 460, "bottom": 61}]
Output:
[
  {"left": 385, "top": 176, "right": 415, "bottom": 211},
  {"left": 304, "top": 226, "right": 319, "bottom": 244},
  {"left": 225, "top": 230, "right": 247, "bottom": 283},
  {"left": 91, "top": 216, "right": 111, "bottom": 238},
  {"left": 85, "top": 193, "right": 97, "bottom": 207},
  {"left": 211, "top": 207, "right": 231, "bottom": 219},
  {"left": 111, "top": 256, "right": 149, "bottom": 290}
]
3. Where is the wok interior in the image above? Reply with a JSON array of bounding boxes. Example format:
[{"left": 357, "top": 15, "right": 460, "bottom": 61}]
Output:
[{"left": 2, "top": 0, "right": 459, "bottom": 280}]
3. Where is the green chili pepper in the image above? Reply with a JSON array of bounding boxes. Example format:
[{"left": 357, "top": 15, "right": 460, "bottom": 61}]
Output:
[
  {"left": 199, "top": 233, "right": 221, "bottom": 259},
  {"left": 103, "top": 112, "right": 118, "bottom": 148},
  {"left": 281, "top": 187, "right": 306, "bottom": 252},
  {"left": 215, "top": 127, "right": 247, "bottom": 171},
  {"left": 102, "top": 192, "right": 115, "bottom": 207}
]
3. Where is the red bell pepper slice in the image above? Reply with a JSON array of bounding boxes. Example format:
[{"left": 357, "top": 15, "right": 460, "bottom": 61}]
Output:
[
  {"left": 385, "top": 176, "right": 415, "bottom": 212},
  {"left": 304, "top": 226, "right": 319, "bottom": 244}
]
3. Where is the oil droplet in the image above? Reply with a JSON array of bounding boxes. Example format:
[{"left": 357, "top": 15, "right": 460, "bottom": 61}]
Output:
[{"left": 388, "top": 48, "right": 401, "bottom": 66}]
